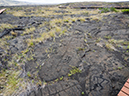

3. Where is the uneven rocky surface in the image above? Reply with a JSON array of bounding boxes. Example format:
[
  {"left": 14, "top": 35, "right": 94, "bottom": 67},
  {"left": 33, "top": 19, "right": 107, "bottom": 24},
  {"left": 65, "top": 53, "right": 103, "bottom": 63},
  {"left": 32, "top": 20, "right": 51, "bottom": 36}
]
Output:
[{"left": 0, "top": 5, "right": 129, "bottom": 96}]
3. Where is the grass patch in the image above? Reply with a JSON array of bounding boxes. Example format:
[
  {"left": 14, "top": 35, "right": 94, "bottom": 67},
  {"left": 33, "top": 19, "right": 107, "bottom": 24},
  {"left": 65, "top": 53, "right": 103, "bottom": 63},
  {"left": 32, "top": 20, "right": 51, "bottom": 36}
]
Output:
[
  {"left": 90, "top": 15, "right": 102, "bottom": 21},
  {"left": 0, "top": 70, "right": 22, "bottom": 96},
  {"left": 104, "top": 35, "right": 111, "bottom": 39},
  {"left": 9, "top": 11, "right": 25, "bottom": 17},
  {"left": 22, "top": 27, "right": 36, "bottom": 35},
  {"left": 105, "top": 43, "right": 114, "bottom": 51},
  {"left": 0, "top": 23, "right": 17, "bottom": 32}
]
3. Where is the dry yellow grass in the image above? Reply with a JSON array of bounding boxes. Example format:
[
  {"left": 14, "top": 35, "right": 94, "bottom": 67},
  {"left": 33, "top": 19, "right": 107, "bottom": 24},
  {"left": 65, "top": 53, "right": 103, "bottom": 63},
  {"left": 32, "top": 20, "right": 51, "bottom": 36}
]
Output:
[
  {"left": 23, "top": 27, "right": 36, "bottom": 35},
  {"left": 6, "top": 6, "right": 100, "bottom": 18},
  {"left": 0, "top": 23, "right": 17, "bottom": 32}
]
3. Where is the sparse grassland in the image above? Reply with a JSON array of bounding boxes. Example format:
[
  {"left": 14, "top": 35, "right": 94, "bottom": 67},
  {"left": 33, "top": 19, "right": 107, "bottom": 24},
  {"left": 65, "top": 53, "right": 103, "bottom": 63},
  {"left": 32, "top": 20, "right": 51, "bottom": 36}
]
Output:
[
  {"left": 26, "top": 16, "right": 91, "bottom": 44},
  {"left": 6, "top": 7, "right": 100, "bottom": 17},
  {"left": 1, "top": 3, "right": 129, "bottom": 96}
]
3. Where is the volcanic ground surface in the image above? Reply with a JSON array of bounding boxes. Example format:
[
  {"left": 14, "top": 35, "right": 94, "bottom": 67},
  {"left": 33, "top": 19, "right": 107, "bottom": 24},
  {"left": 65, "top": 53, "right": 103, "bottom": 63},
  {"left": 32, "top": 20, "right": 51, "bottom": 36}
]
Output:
[{"left": 0, "top": 5, "right": 129, "bottom": 96}]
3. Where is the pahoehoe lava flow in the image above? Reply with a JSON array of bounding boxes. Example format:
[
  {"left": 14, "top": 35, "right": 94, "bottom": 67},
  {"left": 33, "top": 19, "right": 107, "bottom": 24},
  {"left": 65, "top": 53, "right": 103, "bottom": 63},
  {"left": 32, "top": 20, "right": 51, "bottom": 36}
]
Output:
[{"left": 0, "top": 2, "right": 129, "bottom": 96}]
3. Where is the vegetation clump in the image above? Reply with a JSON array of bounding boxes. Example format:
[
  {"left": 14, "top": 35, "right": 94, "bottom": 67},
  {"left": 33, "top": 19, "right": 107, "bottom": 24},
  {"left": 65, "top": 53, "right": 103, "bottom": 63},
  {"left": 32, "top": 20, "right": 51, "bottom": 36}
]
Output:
[
  {"left": 99, "top": 7, "right": 118, "bottom": 13},
  {"left": 68, "top": 66, "right": 81, "bottom": 77},
  {"left": 122, "top": 9, "right": 129, "bottom": 14}
]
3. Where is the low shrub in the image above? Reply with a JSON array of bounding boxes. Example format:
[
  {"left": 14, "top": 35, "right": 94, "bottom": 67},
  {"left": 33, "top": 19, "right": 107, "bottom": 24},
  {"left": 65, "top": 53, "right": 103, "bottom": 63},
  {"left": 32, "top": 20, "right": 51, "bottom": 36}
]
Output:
[
  {"left": 99, "top": 7, "right": 118, "bottom": 13},
  {"left": 99, "top": 8, "right": 110, "bottom": 13},
  {"left": 122, "top": 9, "right": 129, "bottom": 14},
  {"left": 110, "top": 7, "right": 118, "bottom": 12}
]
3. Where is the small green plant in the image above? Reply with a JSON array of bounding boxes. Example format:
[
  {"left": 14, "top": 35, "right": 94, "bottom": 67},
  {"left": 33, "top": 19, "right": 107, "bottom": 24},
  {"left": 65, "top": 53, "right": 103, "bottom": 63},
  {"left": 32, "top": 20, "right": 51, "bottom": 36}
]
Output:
[
  {"left": 68, "top": 66, "right": 81, "bottom": 77},
  {"left": 96, "top": 37, "right": 102, "bottom": 43},
  {"left": 36, "top": 80, "right": 42, "bottom": 86},
  {"left": 118, "top": 67, "right": 122, "bottom": 70},
  {"left": 27, "top": 72, "right": 31, "bottom": 77},
  {"left": 104, "top": 35, "right": 111, "bottom": 39},
  {"left": 55, "top": 78, "right": 59, "bottom": 82},
  {"left": 26, "top": 55, "right": 34, "bottom": 61},
  {"left": 32, "top": 80, "right": 34, "bottom": 83},
  {"left": 22, "top": 49, "right": 29, "bottom": 54},
  {"left": 64, "top": 19, "right": 69, "bottom": 23},
  {"left": 68, "top": 73, "right": 72, "bottom": 77},
  {"left": 28, "top": 41, "right": 34, "bottom": 47},
  {"left": 87, "top": 33, "right": 92, "bottom": 38},
  {"left": 35, "top": 76, "right": 37, "bottom": 79},
  {"left": 77, "top": 47, "right": 84, "bottom": 51},
  {"left": 123, "top": 41, "right": 129, "bottom": 45},
  {"left": 60, "top": 76, "right": 64, "bottom": 80},
  {"left": 82, "top": 92, "right": 85, "bottom": 95},
  {"left": 83, "top": 39, "right": 87, "bottom": 43},
  {"left": 124, "top": 57, "right": 128, "bottom": 61}
]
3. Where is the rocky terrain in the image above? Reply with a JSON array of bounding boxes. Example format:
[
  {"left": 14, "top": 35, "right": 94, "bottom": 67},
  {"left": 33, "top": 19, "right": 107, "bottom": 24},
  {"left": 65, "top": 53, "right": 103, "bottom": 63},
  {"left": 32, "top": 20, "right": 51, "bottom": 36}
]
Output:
[
  {"left": 60, "top": 1, "right": 129, "bottom": 8},
  {"left": 0, "top": 3, "right": 129, "bottom": 96}
]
